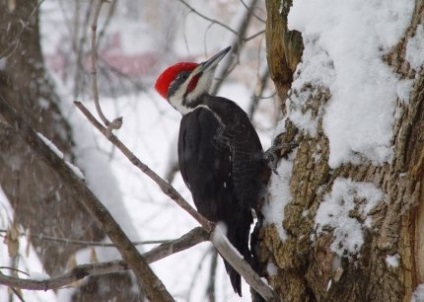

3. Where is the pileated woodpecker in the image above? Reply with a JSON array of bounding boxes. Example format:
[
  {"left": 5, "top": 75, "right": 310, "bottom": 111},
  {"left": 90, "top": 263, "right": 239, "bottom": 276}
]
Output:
[{"left": 155, "top": 46, "right": 267, "bottom": 296}]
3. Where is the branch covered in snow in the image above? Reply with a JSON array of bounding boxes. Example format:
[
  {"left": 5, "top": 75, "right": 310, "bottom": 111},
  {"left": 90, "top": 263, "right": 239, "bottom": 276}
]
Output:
[
  {"left": 212, "top": 227, "right": 278, "bottom": 302},
  {"left": 0, "top": 227, "right": 208, "bottom": 291},
  {"left": 0, "top": 96, "right": 174, "bottom": 302}
]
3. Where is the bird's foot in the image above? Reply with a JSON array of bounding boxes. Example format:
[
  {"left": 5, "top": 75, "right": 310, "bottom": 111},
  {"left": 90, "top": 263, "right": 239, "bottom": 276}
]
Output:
[{"left": 264, "top": 141, "right": 298, "bottom": 174}]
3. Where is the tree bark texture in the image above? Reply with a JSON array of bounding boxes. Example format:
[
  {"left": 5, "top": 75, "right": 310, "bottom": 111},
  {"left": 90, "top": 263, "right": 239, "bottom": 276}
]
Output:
[
  {"left": 0, "top": 1, "right": 137, "bottom": 300},
  {"left": 259, "top": 1, "right": 424, "bottom": 301}
]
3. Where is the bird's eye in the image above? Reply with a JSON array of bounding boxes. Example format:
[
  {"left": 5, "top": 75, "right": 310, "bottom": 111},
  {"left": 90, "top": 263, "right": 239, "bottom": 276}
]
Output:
[{"left": 178, "top": 72, "right": 189, "bottom": 81}]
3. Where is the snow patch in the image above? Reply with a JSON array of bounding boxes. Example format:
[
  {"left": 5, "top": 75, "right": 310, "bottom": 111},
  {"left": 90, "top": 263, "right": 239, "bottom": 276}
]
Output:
[
  {"left": 315, "top": 178, "right": 384, "bottom": 257},
  {"left": 37, "top": 133, "right": 85, "bottom": 179},
  {"left": 412, "top": 284, "right": 424, "bottom": 302},
  {"left": 288, "top": 0, "right": 414, "bottom": 168},
  {"left": 406, "top": 24, "right": 424, "bottom": 70},
  {"left": 266, "top": 261, "right": 278, "bottom": 277},
  {"left": 28, "top": 272, "right": 51, "bottom": 280},
  {"left": 263, "top": 157, "right": 293, "bottom": 242},
  {"left": 385, "top": 254, "right": 400, "bottom": 268}
]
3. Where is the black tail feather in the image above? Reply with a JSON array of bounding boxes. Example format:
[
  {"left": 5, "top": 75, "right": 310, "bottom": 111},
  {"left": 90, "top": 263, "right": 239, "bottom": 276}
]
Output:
[
  {"left": 222, "top": 219, "right": 252, "bottom": 296},
  {"left": 224, "top": 259, "right": 242, "bottom": 296}
]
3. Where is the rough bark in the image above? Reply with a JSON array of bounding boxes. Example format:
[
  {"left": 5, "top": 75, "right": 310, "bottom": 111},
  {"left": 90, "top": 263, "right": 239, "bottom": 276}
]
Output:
[
  {"left": 259, "top": 1, "right": 424, "bottom": 301},
  {"left": 0, "top": 1, "right": 137, "bottom": 301}
]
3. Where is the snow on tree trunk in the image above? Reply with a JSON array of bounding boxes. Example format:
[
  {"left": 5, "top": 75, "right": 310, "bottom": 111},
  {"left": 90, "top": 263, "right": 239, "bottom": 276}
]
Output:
[
  {"left": 259, "top": 0, "right": 424, "bottom": 301},
  {"left": 0, "top": 2, "right": 136, "bottom": 300}
]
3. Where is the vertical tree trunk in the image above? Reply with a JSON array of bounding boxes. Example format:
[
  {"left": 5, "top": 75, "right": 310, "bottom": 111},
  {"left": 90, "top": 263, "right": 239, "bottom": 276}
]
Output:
[
  {"left": 259, "top": 1, "right": 424, "bottom": 301},
  {"left": 0, "top": 1, "right": 137, "bottom": 300}
]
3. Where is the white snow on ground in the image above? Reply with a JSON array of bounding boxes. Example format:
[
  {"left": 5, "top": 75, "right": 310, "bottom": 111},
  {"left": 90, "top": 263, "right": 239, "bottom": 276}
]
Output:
[
  {"left": 315, "top": 178, "right": 384, "bottom": 257},
  {"left": 287, "top": 0, "right": 415, "bottom": 168},
  {"left": 406, "top": 24, "right": 424, "bottom": 71}
]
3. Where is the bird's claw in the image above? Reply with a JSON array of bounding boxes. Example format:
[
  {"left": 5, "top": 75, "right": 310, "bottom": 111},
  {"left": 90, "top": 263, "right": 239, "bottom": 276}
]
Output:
[{"left": 264, "top": 142, "right": 298, "bottom": 174}]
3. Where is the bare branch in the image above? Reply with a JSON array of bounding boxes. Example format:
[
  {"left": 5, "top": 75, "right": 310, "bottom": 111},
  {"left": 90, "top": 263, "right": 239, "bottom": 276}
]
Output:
[
  {"left": 0, "top": 96, "right": 174, "bottom": 302},
  {"left": 244, "top": 29, "right": 265, "bottom": 42},
  {"left": 74, "top": 101, "right": 214, "bottom": 233},
  {"left": 90, "top": 0, "right": 122, "bottom": 132},
  {"left": 10, "top": 287, "right": 25, "bottom": 302},
  {"left": 248, "top": 65, "right": 270, "bottom": 118},
  {"left": 211, "top": 0, "right": 260, "bottom": 95},
  {"left": 0, "top": 227, "right": 208, "bottom": 291},
  {"left": 0, "top": 229, "right": 177, "bottom": 247},
  {"left": 206, "top": 249, "right": 218, "bottom": 302},
  {"left": 177, "top": 0, "right": 238, "bottom": 35},
  {"left": 239, "top": 0, "right": 266, "bottom": 23}
]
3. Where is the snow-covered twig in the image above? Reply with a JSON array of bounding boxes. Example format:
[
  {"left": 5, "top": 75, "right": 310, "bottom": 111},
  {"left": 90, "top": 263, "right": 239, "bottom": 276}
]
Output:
[
  {"left": 0, "top": 96, "right": 174, "bottom": 302},
  {"left": 90, "top": 0, "right": 122, "bottom": 133},
  {"left": 0, "top": 227, "right": 208, "bottom": 291}
]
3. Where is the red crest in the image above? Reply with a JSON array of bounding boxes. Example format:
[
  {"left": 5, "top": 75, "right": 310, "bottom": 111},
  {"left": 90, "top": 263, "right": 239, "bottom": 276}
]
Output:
[{"left": 154, "top": 62, "right": 198, "bottom": 99}]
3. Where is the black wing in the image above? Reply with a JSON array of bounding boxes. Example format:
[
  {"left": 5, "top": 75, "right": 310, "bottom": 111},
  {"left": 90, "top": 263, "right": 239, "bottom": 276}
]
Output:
[
  {"left": 203, "top": 96, "right": 267, "bottom": 210},
  {"left": 178, "top": 107, "right": 252, "bottom": 295},
  {"left": 178, "top": 107, "right": 232, "bottom": 221}
]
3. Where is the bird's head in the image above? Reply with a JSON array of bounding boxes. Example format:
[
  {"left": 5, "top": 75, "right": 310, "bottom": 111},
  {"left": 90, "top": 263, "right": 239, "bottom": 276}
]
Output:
[{"left": 155, "top": 46, "right": 231, "bottom": 114}]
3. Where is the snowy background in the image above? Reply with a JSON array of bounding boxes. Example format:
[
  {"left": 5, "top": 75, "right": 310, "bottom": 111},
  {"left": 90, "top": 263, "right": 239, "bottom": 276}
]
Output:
[{"left": 1, "top": 0, "right": 424, "bottom": 301}]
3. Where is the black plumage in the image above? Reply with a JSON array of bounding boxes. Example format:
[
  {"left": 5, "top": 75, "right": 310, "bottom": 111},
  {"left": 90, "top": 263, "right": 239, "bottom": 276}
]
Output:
[{"left": 178, "top": 94, "right": 266, "bottom": 296}]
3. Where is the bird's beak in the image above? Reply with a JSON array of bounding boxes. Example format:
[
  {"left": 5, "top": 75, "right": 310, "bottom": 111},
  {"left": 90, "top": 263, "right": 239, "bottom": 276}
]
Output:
[{"left": 197, "top": 46, "right": 231, "bottom": 74}]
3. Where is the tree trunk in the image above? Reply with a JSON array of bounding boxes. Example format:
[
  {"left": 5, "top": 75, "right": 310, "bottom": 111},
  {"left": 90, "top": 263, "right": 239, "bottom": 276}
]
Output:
[
  {"left": 0, "top": 1, "right": 137, "bottom": 300},
  {"left": 259, "top": 1, "right": 424, "bottom": 301}
]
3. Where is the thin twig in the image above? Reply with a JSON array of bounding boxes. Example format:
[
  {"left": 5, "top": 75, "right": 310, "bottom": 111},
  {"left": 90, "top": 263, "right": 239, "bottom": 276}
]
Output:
[
  {"left": 239, "top": 0, "right": 266, "bottom": 23},
  {"left": 211, "top": 0, "right": 260, "bottom": 95},
  {"left": 10, "top": 287, "right": 25, "bottom": 302},
  {"left": 0, "top": 227, "right": 208, "bottom": 291},
  {"left": 177, "top": 0, "right": 238, "bottom": 36},
  {"left": 0, "top": 229, "right": 173, "bottom": 247},
  {"left": 206, "top": 249, "right": 218, "bottom": 302},
  {"left": 90, "top": 0, "right": 122, "bottom": 132},
  {"left": 74, "top": 101, "right": 214, "bottom": 233},
  {"left": 244, "top": 29, "right": 265, "bottom": 42},
  {"left": 248, "top": 65, "right": 270, "bottom": 118}
]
